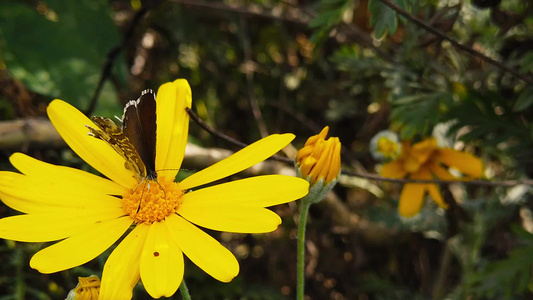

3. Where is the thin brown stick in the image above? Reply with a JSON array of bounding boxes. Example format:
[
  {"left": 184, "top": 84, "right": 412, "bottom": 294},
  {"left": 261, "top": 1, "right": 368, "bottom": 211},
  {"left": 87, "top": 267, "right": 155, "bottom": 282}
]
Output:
[
  {"left": 186, "top": 107, "right": 533, "bottom": 187},
  {"left": 379, "top": 0, "right": 533, "bottom": 85},
  {"left": 341, "top": 169, "right": 533, "bottom": 187},
  {"left": 186, "top": 107, "right": 248, "bottom": 149}
]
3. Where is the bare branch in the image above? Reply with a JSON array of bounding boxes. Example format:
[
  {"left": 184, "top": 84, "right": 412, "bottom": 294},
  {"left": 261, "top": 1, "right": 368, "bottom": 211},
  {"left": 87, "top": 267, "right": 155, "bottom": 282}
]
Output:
[
  {"left": 187, "top": 107, "right": 533, "bottom": 187},
  {"left": 0, "top": 119, "right": 64, "bottom": 149}
]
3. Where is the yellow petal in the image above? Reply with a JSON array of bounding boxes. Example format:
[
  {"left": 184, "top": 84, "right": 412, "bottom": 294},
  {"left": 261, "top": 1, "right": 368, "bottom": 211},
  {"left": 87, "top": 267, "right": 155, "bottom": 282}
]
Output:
[
  {"left": 155, "top": 79, "right": 192, "bottom": 180},
  {"left": 100, "top": 225, "right": 149, "bottom": 300},
  {"left": 438, "top": 148, "right": 483, "bottom": 178},
  {"left": 411, "top": 138, "right": 437, "bottom": 164},
  {"left": 47, "top": 100, "right": 136, "bottom": 188},
  {"left": 429, "top": 161, "right": 457, "bottom": 181},
  {"left": 165, "top": 214, "right": 239, "bottom": 282},
  {"left": 381, "top": 160, "right": 407, "bottom": 179},
  {"left": 426, "top": 183, "right": 448, "bottom": 209},
  {"left": 0, "top": 191, "right": 41, "bottom": 214},
  {"left": 298, "top": 155, "right": 317, "bottom": 179},
  {"left": 417, "top": 168, "right": 448, "bottom": 209},
  {"left": 398, "top": 183, "right": 426, "bottom": 217},
  {"left": 403, "top": 153, "right": 422, "bottom": 173},
  {"left": 140, "top": 220, "right": 184, "bottom": 298},
  {"left": 0, "top": 191, "right": 121, "bottom": 217},
  {"left": 178, "top": 205, "right": 281, "bottom": 233},
  {"left": 30, "top": 216, "right": 132, "bottom": 273},
  {"left": 10, "top": 153, "right": 126, "bottom": 195},
  {"left": 181, "top": 175, "right": 309, "bottom": 208},
  {"left": 310, "top": 139, "right": 334, "bottom": 184},
  {"left": 0, "top": 172, "right": 122, "bottom": 214},
  {"left": 325, "top": 138, "right": 342, "bottom": 183},
  {"left": 0, "top": 207, "right": 124, "bottom": 242},
  {"left": 180, "top": 134, "right": 295, "bottom": 190},
  {"left": 295, "top": 144, "right": 313, "bottom": 163},
  {"left": 317, "top": 126, "right": 329, "bottom": 140}
]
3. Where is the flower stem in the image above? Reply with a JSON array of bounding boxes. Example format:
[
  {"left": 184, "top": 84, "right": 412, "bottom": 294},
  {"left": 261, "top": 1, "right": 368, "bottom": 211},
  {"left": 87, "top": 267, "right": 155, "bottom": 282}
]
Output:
[
  {"left": 296, "top": 199, "right": 311, "bottom": 300},
  {"left": 180, "top": 279, "right": 192, "bottom": 300}
]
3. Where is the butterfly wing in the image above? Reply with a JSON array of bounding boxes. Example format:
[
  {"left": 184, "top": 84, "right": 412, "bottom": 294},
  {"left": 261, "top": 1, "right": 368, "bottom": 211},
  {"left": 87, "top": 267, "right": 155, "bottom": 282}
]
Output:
[
  {"left": 122, "top": 89, "right": 157, "bottom": 178},
  {"left": 87, "top": 116, "right": 147, "bottom": 178}
]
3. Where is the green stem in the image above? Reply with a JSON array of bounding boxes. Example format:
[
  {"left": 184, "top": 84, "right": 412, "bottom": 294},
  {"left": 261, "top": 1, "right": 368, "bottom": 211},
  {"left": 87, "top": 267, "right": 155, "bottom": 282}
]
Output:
[
  {"left": 296, "top": 200, "right": 311, "bottom": 300},
  {"left": 14, "top": 246, "right": 25, "bottom": 300},
  {"left": 432, "top": 239, "right": 452, "bottom": 300},
  {"left": 180, "top": 279, "right": 192, "bottom": 300}
]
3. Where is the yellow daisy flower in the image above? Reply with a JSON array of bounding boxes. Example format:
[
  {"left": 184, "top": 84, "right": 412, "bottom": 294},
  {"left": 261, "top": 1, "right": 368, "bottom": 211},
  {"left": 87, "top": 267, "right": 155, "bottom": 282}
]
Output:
[
  {"left": 0, "top": 79, "right": 309, "bottom": 299},
  {"left": 381, "top": 137, "right": 483, "bottom": 217}
]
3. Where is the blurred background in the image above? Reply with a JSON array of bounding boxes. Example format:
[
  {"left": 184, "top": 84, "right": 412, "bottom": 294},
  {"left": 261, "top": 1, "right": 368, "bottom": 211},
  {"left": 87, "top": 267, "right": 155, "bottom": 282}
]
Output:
[{"left": 0, "top": 0, "right": 532, "bottom": 299}]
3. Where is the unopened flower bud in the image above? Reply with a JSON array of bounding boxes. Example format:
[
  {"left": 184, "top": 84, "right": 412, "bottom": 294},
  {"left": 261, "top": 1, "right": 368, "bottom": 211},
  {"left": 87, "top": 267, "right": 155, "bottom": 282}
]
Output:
[
  {"left": 65, "top": 276, "right": 100, "bottom": 300},
  {"left": 296, "top": 127, "right": 341, "bottom": 203}
]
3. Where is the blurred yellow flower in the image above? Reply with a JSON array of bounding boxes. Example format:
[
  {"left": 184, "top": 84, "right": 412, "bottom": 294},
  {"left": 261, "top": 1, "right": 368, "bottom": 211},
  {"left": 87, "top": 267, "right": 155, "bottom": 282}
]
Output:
[
  {"left": 296, "top": 126, "right": 341, "bottom": 203},
  {"left": 381, "top": 137, "right": 483, "bottom": 217},
  {"left": 0, "top": 79, "right": 309, "bottom": 299}
]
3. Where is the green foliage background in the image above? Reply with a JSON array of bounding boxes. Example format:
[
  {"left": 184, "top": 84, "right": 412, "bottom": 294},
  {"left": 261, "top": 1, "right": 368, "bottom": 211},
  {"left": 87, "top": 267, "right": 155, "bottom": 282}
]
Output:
[{"left": 0, "top": 0, "right": 532, "bottom": 299}]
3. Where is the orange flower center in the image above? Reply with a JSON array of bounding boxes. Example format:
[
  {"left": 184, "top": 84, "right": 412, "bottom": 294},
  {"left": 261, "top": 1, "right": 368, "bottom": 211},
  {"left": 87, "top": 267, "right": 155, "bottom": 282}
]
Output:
[{"left": 122, "top": 176, "right": 183, "bottom": 224}]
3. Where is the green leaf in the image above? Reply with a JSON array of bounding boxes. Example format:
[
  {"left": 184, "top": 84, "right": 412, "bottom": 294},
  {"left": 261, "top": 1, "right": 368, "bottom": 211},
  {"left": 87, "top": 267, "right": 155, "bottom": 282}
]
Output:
[
  {"left": 367, "top": 0, "right": 408, "bottom": 38},
  {"left": 519, "top": 53, "right": 533, "bottom": 74},
  {"left": 0, "top": 0, "right": 123, "bottom": 108},
  {"left": 391, "top": 92, "right": 452, "bottom": 138},
  {"left": 513, "top": 87, "right": 533, "bottom": 112},
  {"left": 471, "top": 243, "right": 533, "bottom": 298},
  {"left": 309, "top": 0, "right": 354, "bottom": 47}
]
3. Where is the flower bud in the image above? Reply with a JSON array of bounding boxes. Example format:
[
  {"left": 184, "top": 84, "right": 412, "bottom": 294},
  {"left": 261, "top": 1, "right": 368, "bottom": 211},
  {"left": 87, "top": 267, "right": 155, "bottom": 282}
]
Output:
[
  {"left": 66, "top": 276, "right": 100, "bottom": 300},
  {"left": 296, "top": 127, "right": 341, "bottom": 203}
]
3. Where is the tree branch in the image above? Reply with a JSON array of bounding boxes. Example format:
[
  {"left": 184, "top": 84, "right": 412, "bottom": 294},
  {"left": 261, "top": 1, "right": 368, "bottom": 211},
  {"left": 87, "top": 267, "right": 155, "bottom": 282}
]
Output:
[
  {"left": 186, "top": 107, "right": 533, "bottom": 187},
  {"left": 0, "top": 119, "right": 64, "bottom": 149}
]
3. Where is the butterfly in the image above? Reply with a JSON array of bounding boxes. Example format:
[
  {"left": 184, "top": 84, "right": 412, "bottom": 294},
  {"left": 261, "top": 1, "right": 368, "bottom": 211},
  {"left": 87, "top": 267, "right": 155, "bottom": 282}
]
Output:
[{"left": 86, "top": 89, "right": 157, "bottom": 181}]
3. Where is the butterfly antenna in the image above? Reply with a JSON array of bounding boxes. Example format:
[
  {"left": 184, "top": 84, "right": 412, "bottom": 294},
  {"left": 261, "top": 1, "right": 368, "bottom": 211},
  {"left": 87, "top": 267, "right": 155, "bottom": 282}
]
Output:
[
  {"left": 157, "top": 168, "right": 197, "bottom": 173},
  {"left": 135, "top": 178, "right": 167, "bottom": 213},
  {"left": 156, "top": 180, "right": 167, "bottom": 199},
  {"left": 135, "top": 177, "right": 147, "bottom": 213}
]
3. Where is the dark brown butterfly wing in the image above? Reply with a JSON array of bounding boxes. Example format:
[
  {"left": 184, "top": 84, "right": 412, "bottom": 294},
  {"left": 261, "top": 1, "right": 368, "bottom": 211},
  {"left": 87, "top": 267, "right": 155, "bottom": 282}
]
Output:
[
  {"left": 122, "top": 89, "right": 157, "bottom": 179},
  {"left": 87, "top": 116, "right": 147, "bottom": 178}
]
